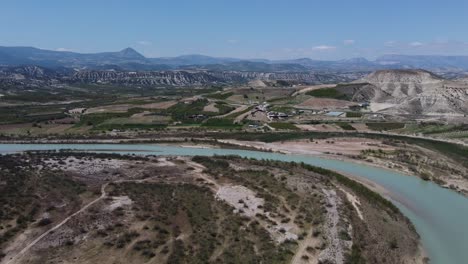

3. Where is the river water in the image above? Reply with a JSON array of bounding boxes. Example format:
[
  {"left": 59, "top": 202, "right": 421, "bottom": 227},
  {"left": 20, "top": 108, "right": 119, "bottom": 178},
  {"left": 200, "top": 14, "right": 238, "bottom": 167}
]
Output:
[{"left": 1, "top": 143, "right": 467, "bottom": 264}]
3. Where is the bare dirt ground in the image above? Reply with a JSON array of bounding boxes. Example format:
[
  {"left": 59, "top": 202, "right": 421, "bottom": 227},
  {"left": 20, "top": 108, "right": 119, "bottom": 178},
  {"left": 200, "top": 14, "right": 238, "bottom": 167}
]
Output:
[
  {"left": 43, "top": 124, "right": 74, "bottom": 134},
  {"left": 216, "top": 185, "right": 264, "bottom": 217},
  {"left": 338, "top": 187, "right": 364, "bottom": 220},
  {"left": 220, "top": 138, "right": 394, "bottom": 156},
  {"left": 203, "top": 103, "right": 219, "bottom": 113},
  {"left": 85, "top": 100, "right": 177, "bottom": 114},
  {"left": 188, "top": 160, "right": 300, "bottom": 243},
  {"left": 291, "top": 84, "right": 336, "bottom": 97},
  {"left": 349, "top": 123, "right": 371, "bottom": 131},
  {"left": 370, "top": 102, "right": 395, "bottom": 112},
  {"left": 234, "top": 110, "right": 251, "bottom": 123},
  {"left": 244, "top": 111, "right": 270, "bottom": 122},
  {"left": 43, "top": 157, "right": 127, "bottom": 175},
  {"left": 125, "top": 112, "right": 170, "bottom": 123},
  {"left": 140, "top": 100, "right": 177, "bottom": 109},
  {"left": 247, "top": 80, "right": 267, "bottom": 87},
  {"left": 217, "top": 105, "right": 248, "bottom": 118},
  {"left": 85, "top": 104, "right": 132, "bottom": 114},
  {"left": 296, "top": 124, "right": 345, "bottom": 132},
  {"left": 318, "top": 189, "right": 351, "bottom": 264}
]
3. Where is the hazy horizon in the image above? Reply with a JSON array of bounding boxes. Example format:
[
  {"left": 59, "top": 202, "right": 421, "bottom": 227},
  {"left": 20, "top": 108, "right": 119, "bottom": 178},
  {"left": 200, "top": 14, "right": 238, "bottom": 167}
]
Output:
[
  {"left": 2, "top": 0, "right": 468, "bottom": 60},
  {"left": 5, "top": 45, "right": 468, "bottom": 62}
]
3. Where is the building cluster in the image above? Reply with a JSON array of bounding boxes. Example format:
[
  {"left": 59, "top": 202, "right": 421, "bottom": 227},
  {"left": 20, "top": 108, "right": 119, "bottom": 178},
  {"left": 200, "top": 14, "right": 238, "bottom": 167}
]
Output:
[
  {"left": 267, "top": 111, "right": 289, "bottom": 120},
  {"left": 251, "top": 102, "right": 290, "bottom": 120},
  {"left": 67, "top": 108, "right": 87, "bottom": 116}
]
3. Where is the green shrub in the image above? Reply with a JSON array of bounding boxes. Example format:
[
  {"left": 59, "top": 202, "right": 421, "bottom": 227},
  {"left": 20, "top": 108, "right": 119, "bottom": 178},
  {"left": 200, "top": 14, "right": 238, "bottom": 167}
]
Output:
[
  {"left": 305, "top": 88, "right": 348, "bottom": 99},
  {"left": 366, "top": 122, "right": 405, "bottom": 131},
  {"left": 346, "top": 112, "right": 363, "bottom": 118},
  {"left": 336, "top": 122, "right": 356, "bottom": 131}
]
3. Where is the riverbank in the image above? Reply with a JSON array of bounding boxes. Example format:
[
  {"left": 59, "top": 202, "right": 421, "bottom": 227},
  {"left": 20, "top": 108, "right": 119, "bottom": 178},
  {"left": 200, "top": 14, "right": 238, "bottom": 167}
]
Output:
[
  {"left": 2, "top": 133, "right": 467, "bottom": 197},
  {"left": 2, "top": 135, "right": 467, "bottom": 196},
  {"left": 0, "top": 151, "right": 425, "bottom": 264},
  {"left": 217, "top": 139, "right": 468, "bottom": 197},
  {"left": 0, "top": 143, "right": 466, "bottom": 263}
]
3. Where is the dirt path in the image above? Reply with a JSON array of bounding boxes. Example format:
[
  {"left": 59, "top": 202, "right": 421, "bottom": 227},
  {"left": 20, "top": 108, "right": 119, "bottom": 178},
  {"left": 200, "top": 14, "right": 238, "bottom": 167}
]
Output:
[
  {"left": 291, "top": 227, "right": 319, "bottom": 264},
  {"left": 234, "top": 109, "right": 253, "bottom": 123},
  {"left": 203, "top": 103, "right": 219, "bottom": 113},
  {"left": 291, "top": 84, "right": 336, "bottom": 97},
  {"left": 217, "top": 105, "right": 248, "bottom": 118},
  {"left": 3, "top": 183, "right": 109, "bottom": 264},
  {"left": 264, "top": 124, "right": 276, "bottom": 131},
  {"left": 185, "top": 160, "right": 221, "bottom": 190},
  {"left": 338, "top": 187, "right": 364, "bottom": 220},
  {"left": 318, "top": 189, "right": 346, "bottom": 264},
  {"left": 218, "top": 138, "right": 387, "bottom": 156}
]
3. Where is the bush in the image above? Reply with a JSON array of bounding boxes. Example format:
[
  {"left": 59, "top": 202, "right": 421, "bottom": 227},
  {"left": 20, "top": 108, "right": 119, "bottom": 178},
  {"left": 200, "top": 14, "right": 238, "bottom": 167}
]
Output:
[
  {"left": 269, "top": 122, "right": 299, "bottom": 130},
  {"left": 37, "top": 218, "right": 52, "bottom": 226},
  {"left": 336, "top": 122, "right": 356, "bottom": 131},
  {"left": 366, "top": 122, "right": 405, "bottom": 131},
  {"left": 346, "top": 112, "right": 363, "bottom": 118},
  {"left": 305, "top": 88, "right": 348, "bottom": 99}
]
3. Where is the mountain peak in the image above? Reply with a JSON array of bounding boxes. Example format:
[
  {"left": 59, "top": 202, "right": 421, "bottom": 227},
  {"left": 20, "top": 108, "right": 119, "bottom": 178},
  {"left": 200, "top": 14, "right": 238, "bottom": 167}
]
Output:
[
  {"left": 118, "top": 47, "right": 145, "bottom": 59},
  {"left": 340, "top": 57, "right": 370, "bottom": 63},
  {"left": 363, "top": 69, "right": 442, "bottom": 84}
]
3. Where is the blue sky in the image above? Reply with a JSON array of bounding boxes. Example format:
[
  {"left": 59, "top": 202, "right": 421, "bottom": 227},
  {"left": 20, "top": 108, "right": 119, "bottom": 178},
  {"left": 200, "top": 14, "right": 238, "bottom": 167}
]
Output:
[{"left": 1, "top": 0, "right": 468, "bottom": 60}]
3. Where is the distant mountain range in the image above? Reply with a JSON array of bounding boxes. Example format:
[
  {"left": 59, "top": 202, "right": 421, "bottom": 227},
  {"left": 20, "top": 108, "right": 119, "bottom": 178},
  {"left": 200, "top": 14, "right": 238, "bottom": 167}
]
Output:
[
  {"left": 2, "top": 46, "right": 468, "bottom": 72},
  {"left": 0, "top": 65, "right": 366, "bottom": 87}
]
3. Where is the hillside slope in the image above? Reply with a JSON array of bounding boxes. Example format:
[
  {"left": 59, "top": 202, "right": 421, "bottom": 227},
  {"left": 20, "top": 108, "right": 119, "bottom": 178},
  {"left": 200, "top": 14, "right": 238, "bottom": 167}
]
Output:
[{"left": 341, "top": 70, "right": 468, "bottom": 115}]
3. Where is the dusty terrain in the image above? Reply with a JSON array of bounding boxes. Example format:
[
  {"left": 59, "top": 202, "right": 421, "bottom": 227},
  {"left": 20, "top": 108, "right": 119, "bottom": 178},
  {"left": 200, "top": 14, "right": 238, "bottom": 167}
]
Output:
[
  {"left": 220, "top": 137, "right": 468, "bottom": 196},
  {"left": 0, "top": 152, "right": 423, "bottom": 264},
  {"left": 220, "top": 138, "right": 394, "bottom": 156},
  {"left": 291, "top": 84, "right": 336, "bottom": 96},
  {"left": 351, "top": 70, "right": 468, "bottom": 115}
]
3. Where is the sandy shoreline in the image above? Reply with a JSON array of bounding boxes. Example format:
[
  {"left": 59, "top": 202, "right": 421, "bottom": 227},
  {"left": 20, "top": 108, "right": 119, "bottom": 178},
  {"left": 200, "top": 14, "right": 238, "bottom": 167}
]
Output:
[{"left": 1, "top": 137, "right": 464, "bottom": 195}]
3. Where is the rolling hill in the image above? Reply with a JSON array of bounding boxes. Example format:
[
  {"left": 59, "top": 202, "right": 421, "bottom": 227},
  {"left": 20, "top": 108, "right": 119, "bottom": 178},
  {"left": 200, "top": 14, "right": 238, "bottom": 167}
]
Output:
[{"left": 336, "top": 69, "right": 468, "bottom": 115}]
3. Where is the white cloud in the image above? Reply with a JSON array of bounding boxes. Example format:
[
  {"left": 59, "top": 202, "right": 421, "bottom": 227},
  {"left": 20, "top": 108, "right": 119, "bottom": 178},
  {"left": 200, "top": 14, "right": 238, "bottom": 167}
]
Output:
[
  {"left": 343, "top": 39, "right": 355, "bottom": 45},
  {"left": 137, "top": 41, "right": 152, "bottom": 46},
  {"left": 312, "top": 45, "right": 336, "bottom": 51},
  {"left": 56, "top": 48, "right": 73, "bottom": 52},
  {"left": 384, "top": 41, "right": 397, "bottom": 47},
  {"left": 409, "top": 41, "right": 424, "bottom": 47},
  {"left": 227, "top": 39, "right": 239, "bottom": 44}
]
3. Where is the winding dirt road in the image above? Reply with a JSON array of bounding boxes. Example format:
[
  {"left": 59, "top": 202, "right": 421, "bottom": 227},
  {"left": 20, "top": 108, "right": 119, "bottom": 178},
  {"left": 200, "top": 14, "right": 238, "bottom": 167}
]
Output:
[{"left": 3, "top": 183, "right": 109, "bottom": 264}]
